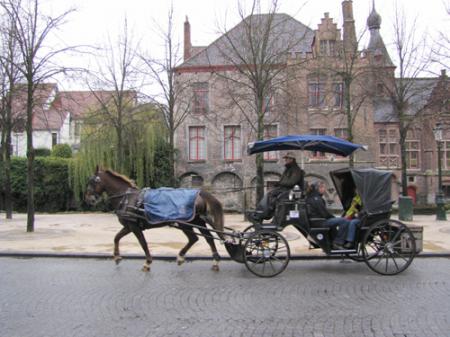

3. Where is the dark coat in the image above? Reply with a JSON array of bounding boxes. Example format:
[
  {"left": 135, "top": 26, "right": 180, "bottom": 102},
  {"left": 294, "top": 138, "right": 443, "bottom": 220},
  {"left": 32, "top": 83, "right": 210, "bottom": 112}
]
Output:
[
  {"left": 277, "top": 161, "right": 304, "bottom": 189},
  {"left": 306, "top": 190, "right": 334, "bottom": 219}
]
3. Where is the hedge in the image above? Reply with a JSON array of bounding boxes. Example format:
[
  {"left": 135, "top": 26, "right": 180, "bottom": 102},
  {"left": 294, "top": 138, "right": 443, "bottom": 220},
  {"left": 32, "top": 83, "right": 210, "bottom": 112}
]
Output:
[{"left": 0, "top": 156, "right": 76, "bottom": 212}]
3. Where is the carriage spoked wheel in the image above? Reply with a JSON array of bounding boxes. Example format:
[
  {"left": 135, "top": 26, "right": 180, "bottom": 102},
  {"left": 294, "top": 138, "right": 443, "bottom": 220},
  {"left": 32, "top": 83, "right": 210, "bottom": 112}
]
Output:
[
  {"left": 243, "top": 230, "right": 290, "bottom": 277},
  {"left": 362, "top": 219, "right": 416, "bottom": 275}
]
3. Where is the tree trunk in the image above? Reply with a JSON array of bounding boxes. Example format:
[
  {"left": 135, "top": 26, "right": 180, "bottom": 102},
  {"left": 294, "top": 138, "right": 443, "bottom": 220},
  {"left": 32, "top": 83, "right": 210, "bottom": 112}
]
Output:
[
  {"left": 26, "top": 84, "right": 34, "bottom": 232},
  {"left": 255, "top": 153, "right": 264, "bottom": 205},
  {"left": 399, "top": 129, "right": 408, "bottom": 197},
  {"left": 4, "top": 120, "right": 13, "bottom": 219},
  {"left": 345, "top": 79, "right": 354, "bottom": 167},
  {"left": 255, "top": 112, "right": 265, "bottom": 205},
  {"left": 169, "top": 130, "right": 176, "bottom": 187}
]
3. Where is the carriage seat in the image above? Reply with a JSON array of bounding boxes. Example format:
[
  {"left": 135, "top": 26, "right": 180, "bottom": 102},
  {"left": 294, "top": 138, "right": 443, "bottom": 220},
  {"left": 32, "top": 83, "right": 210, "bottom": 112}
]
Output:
[{"left": 308, "top": 217, "right": 329, "bottom": 228}]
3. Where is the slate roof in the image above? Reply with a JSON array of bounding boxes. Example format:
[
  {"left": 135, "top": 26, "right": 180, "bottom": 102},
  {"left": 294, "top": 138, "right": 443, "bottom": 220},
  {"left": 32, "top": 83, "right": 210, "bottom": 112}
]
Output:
[
  {"left": 180, "top": 13, "right": 314, "bottom": 68},
  {"left": 373, "top": 78, "right": 438, "bottom": 122}
]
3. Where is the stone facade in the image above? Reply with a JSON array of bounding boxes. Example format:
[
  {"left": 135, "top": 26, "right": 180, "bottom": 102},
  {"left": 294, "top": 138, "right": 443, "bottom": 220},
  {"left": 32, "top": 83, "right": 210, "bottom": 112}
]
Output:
[{"left": 174, "top": 1, "right": 449, "bottom": 211}]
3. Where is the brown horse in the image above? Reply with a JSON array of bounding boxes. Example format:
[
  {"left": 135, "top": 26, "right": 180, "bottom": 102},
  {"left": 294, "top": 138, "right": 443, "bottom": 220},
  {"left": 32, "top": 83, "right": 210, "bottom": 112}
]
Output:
[{"left": 84, "top": 167, "right": 224, "bottom": 272}]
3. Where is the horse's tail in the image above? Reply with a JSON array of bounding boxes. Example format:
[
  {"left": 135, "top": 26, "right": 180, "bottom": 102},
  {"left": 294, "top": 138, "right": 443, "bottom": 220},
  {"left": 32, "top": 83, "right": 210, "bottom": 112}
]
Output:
[{"left": 199, "top": 190, "right": 224, "bottom": 238}]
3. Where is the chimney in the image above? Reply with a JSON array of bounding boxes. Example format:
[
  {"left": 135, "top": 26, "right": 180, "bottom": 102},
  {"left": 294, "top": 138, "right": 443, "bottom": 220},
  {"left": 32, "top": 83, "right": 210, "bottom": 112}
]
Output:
[
  {"left": 441, "top": 69, "right": 447, "bottom": 78},
  {"left": 342, "top": 0, "right": 357, "bottom": 52},
  {"left": 184, "top": 16, "right": 191, "bottom": 61}
]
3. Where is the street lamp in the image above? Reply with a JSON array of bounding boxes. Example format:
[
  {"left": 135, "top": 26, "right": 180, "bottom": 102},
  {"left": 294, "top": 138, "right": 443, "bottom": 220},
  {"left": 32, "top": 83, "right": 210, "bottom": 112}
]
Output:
[{"left": 433, "top": 122, "right": 447, "bottom": 220}]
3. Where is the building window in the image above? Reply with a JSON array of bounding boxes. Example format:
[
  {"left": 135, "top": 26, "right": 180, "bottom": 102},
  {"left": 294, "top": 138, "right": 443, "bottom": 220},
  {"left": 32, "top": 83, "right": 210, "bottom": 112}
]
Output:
[
  {"left": 378, "top": 128, "right": 399, "bottom": 168},
  {"left": 308, "top": 79, "right": 325, "bottom": 107},
  {"left": 52, "top": 132, "right": 58, "bottom": 147},
  {"left": 263, "top": 95, "right": 273, "bottom": 115},
  {"left": 310, "top": 128, "right": 326, "bottom": 158},
  {"left": 74, "top": 121, "right": 82, "bottom": 138},
  {"left": 376, "top": 83, "right": 384, "bottom": 96},
  {"left": 189, "top": 126, "right": 206, "bottom": 161},
  {"left": 405, "top": 132, "right": 420, "bottom": 169},
  {"left": 191, "top": 175, "right": 203, "bottom": 187},
  {"left": 224, "top": 125, "right": 241, "bottom": 161},
  {"left": 264, "top": 124, "right": 278, "bottom": 161},
  {"left": 442, "top": 185, "right": 450, "bottom": 198},
  {"left": 320, "top": 40, "right": 336, "bottom": 56},
  {"left": 334, "top": 128, "right": 348, "bottom": 139},
  {"left": 334, "top": 83, "right": 344, "bottom": 108},
  {"left": 192, "top": 82, "right": 209, "bottom": 114},
  {"left": 443, "top": 141, "right": 450, "bottom": 170}
]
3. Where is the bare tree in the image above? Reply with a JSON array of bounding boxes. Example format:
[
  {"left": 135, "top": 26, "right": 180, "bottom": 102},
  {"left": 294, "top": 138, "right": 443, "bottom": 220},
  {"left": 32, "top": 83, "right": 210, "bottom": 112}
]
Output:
[
  {"left": 139, "top": 5, "right": 192, "bottom": 186},
  {"left": 0, "top": 8, "right": 23, "bottom": 219},
  {"left": 431, "top": 0, "right": 450, "bottom": 70},
  {"left": 210, "top": 0, "right": 310, "bottom": 204},
  {"left": 85, "top": 18, "right": 142, "bottom": 174},
  {"left": 1, "top": 0, "right": 75, "bottom": 232},
  {"left": 377, "top": 4, "right": 433, "bottom": 198},
  {"left": 312, "top": 28, "right": 371, "bottom": 167}
]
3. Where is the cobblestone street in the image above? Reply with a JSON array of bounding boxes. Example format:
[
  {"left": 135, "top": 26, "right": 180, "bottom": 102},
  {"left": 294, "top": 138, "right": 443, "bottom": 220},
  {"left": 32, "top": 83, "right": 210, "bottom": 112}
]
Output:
[{"left": 1, "top": 257, "right": 449, "bottom": 337}]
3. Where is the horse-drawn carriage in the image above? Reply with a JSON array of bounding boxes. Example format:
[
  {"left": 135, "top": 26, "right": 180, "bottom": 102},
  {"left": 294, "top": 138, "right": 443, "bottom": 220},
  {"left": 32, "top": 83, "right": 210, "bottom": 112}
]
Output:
[{"left": 85, "top": 135, "right": 419, "bottom": 277}]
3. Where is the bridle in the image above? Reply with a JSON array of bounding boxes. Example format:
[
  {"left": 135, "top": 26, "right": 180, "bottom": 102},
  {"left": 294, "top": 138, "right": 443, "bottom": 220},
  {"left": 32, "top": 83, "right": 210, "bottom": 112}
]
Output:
[
  {"left": 86, "top": 174, "right": 136, "bottom": 203},
  {"left": 86, "top": 175, "right": 102, "bottom": 200}
]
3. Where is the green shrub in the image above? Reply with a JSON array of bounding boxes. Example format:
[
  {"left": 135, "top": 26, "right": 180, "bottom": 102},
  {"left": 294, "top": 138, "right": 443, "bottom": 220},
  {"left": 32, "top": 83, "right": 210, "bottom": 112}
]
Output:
[
  {"left": 51, "top": 144, "right": 72, "bottom": 158},
  {"left": 1, "top": 157, "right": 77, "bottom": 212},
  {"left": 35, "top": 148, "right": 51, "bottom": 157}
]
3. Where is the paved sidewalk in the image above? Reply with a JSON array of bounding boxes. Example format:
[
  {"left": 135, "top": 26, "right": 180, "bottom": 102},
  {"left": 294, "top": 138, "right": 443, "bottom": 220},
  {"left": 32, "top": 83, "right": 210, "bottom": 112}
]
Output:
[{"left": 1, "top": 212, "right": 449, "bottom": 257}]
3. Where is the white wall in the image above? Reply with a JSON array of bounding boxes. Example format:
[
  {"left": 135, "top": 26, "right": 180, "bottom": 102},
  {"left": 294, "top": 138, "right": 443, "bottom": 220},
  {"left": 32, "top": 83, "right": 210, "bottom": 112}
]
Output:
[{"left": 5, "top": 113, "right": 73, "bottom": 157}]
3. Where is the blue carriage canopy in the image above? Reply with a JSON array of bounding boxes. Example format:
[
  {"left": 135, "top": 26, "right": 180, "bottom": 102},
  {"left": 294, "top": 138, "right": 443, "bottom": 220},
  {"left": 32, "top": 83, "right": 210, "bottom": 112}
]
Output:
[
  {"left": 247, "top": 134, "right": 365, "bottom": 157},
  {"left": 330, "top": 168, "right": 393, "bottom": 215}
]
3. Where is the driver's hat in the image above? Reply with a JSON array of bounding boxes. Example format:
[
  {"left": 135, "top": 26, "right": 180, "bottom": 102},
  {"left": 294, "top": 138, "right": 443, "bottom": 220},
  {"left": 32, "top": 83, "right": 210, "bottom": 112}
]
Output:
[{"left": 282, "top": 152, "right": 296, "bottom": 160}]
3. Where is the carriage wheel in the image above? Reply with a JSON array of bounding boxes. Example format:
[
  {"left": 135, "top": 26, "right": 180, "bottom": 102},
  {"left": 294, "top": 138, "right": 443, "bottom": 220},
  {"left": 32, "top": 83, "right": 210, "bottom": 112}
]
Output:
[
  {"left": 243, "top": 230, "right": 290, "bottom": 277},
  {"left": 243, "top": 224, "right": 256, "bottom": 236},
  {"left": 362, "top": 219, "right": 416, "bottom": 275}
]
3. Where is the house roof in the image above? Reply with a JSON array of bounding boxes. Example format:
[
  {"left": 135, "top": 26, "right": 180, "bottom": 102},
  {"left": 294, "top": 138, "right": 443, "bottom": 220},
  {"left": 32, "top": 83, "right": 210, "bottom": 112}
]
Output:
[
  {"left": 373, "top": 78, "right": 439, "bottom": 123},
  {"left": 10, "top": 85, "right": 137, "bottom": 132},
  {"left": 179, "top": 13, "right": 314, "bottom": 68}
]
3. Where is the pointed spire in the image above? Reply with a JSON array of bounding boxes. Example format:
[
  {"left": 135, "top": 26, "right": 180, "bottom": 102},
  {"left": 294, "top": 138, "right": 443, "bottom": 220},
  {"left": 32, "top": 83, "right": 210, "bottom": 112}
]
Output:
[
  {"left": 367, "top": 0, "right": 381, "bottom": 30},
  {"left": 366, "top": 0, "right": 394, "bottom": 67}
]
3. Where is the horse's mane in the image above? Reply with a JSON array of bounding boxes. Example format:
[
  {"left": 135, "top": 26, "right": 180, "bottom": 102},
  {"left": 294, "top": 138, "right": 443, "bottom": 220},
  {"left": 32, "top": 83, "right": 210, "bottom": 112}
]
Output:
[{"left": 104, "top": 169, "right": 137, "bottom": 188}]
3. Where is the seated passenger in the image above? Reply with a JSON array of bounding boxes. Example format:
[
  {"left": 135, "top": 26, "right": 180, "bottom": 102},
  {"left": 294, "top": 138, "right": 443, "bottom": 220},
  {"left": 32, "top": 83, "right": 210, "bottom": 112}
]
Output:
[
  {"left": 248, "top": 152, "right": 304, "bottom": 223},
  {"left": 306, "top": 181, "right": 355, "bottom": 249},
  {"left": 330, "top": 190, "right": 362, "bottom": 249},
  {"left": 305, "top": 181, "right": 335, "bottom": 220}
]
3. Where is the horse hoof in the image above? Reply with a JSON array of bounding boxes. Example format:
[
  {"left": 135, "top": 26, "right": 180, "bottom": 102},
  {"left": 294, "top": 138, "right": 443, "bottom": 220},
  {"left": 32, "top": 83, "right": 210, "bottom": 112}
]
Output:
[
  {"left": 113, "top": 256, "right": 122, "bottom": 265},
  {"left": 142, "top": 265, "right": 151, "bottom": 272},
  {"left": 177, "top": 256, "right": 185, "bottom": 266},
  {"left": 211, "top": 265, "right": 220, "bottom": 272}
]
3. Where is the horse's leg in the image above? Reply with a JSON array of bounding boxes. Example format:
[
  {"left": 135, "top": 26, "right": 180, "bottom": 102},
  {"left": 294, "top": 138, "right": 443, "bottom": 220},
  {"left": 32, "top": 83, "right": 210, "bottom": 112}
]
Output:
[
  {"left": 113, "top": 226, "right": 131, "bottom": 265},
  {"left": 197, "top": 220, "right": 221, "bottom": 272},
  {"left": 177, "top": 225, "right": 199, "bottom": 266},
  {"left": 130, "top": 225, "right": 152, "bottom": 272}
]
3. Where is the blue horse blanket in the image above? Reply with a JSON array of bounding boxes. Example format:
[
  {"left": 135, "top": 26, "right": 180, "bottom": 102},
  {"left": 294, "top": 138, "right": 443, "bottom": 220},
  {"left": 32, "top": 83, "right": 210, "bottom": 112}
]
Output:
[{"left": 143, "top": 188, "right": 199, "bottom": 224}]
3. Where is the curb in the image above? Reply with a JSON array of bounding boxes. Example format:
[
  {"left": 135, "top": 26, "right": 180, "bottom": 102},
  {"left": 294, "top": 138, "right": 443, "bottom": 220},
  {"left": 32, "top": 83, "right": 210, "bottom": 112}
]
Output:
[{"left": 1, "top": 251, "right": 449, "bottom": 260}]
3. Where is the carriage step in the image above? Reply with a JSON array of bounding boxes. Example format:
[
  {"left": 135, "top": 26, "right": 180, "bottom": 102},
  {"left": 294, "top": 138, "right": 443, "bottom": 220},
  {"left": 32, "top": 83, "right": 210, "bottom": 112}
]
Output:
[{"left": 330, "top": 249, "right": 357, "bottom": 254}]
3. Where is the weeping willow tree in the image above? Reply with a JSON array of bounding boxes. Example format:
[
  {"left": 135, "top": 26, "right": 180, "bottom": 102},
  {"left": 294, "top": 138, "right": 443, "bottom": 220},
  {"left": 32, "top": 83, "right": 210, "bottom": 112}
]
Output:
[{"left": 69, "top": 103, "right": 171, "bottom": 201}]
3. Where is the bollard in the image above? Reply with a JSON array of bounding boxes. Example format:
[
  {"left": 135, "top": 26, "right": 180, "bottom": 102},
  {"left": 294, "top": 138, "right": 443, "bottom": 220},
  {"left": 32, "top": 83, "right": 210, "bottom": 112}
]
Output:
[{"left": 398, "top": 196, "right": 413, "bottom": 221}]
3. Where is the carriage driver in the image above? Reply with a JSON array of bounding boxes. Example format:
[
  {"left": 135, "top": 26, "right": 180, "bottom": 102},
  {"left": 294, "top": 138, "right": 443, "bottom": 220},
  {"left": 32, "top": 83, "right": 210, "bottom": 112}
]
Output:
[{"left": 248, "top": 152, "right": 305, "bottom": 223}]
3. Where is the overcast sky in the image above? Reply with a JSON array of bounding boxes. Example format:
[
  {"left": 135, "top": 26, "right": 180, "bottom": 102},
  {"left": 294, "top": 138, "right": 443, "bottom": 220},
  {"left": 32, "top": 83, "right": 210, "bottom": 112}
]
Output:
[{"left": 42, "top": 0, "right": 449, "bottom": 90}]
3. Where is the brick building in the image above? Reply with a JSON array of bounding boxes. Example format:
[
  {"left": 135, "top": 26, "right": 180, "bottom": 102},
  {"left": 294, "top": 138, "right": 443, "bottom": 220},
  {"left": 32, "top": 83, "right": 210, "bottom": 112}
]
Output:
[{"left": 174, "top": 1, "right": 449, "bottom": 210}]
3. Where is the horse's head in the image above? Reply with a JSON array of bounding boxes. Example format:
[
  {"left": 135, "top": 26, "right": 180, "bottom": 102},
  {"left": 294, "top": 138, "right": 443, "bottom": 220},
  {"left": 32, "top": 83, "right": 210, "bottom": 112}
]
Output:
[{"left": 85, "top": 167, "right": 106, "bottom": 206}]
